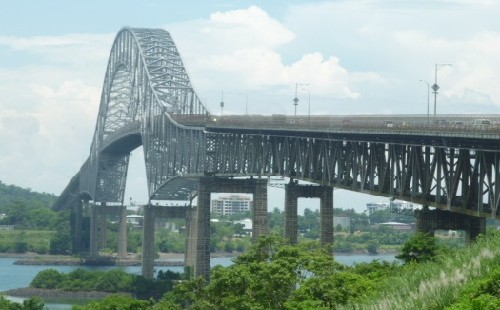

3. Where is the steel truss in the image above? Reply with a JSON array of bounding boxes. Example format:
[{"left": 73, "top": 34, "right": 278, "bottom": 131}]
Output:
[{"left": 206, "top": 132, "right": 499, "bottom": 219}]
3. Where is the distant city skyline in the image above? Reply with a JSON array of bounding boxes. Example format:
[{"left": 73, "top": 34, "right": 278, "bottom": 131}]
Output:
[{"left": 1, "top": 1, "right": 499, "bottom": 209}]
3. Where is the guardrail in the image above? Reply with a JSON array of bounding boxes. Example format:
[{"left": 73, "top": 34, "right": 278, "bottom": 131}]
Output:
[{"left": 173, "top": 114, "right": 500, "bottom": 136}]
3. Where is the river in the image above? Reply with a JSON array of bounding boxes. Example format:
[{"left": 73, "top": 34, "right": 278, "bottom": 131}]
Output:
[{"left": 0, "top": 254, "right": 396, "bottom": 309}]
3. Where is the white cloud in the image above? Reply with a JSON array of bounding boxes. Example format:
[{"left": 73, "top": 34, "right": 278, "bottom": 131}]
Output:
[
  {"left": 0, "top": 34, "right": 109, "bottom": 194},
  {"left": 169, "top": 5, "right": 360, "bottom": 107},
  {"left": 0, "top": 33, "right": 113, "bottom": 65}
]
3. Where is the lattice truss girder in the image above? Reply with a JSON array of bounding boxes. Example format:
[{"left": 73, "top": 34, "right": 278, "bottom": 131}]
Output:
[
  {"left": 94, "top": 152, "right": 129, "bottom": 202},
  {"left": 77, "top": 27, "right": 209, "bottom": 204},
  {"left": 207, "top": 133, "right": 499, "bottom": 218}
]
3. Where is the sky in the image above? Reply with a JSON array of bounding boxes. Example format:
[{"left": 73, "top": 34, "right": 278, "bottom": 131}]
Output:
[{"left": 1, "top": 0, "right": 500, "bottom": 212}]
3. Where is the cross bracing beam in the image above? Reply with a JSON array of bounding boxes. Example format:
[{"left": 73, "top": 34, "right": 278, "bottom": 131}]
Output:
[{"left": 203, "top": 127, "right": 500, "bottom": 219}]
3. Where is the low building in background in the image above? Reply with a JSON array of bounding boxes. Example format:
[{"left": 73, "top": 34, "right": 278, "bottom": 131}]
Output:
[
  {"left": 234, "top": 218, "right": 252, "bottom": 236},
  {"left": 379, "top": 222, "right": 415, "bottom": 232},
  {"left": 126, "top": 215, "right": 144, "bottom": 228},
  {"left": 366, "top": 202, "right": 389, "bottom": 215},
  {"left": 211, "top": 194, "right": 252, "bottom": 216},
  {"left": 366, "top": 200, "right": 416, "bottom": 215}
]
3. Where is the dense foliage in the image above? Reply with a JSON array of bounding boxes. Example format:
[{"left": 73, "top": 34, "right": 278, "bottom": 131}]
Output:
[
  {"left": 160, "top": 235, "right": 392, "bottom": 309},
  {"left": 0, "top": 296, "right": 45, "bottom": 310},
  {"left": 343, "top": 228, "right": 500, "bottom": 309},
  {"left": 15, "top": 229, "right": 500, "bottom": 309},
  {"left": 30, "top": 268, "right": 182, "bottom": 300},
  {"left": 0, "top": 181, "right": 56, "bottom": 211},
  {"left": 396, "top": 232, "right": 439, "bottom": 263}
]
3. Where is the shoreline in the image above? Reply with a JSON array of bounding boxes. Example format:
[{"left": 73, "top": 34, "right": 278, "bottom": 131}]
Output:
[
  {"left": 2, "top": 287, "right": 124, "bottom": 300},
  {"left": 2, "top": 249, "right": 399, "bottom": 267}
]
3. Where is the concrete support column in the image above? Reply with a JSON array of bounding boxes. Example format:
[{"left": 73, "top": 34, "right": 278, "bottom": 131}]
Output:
[
  {"left": 284, "top": 181, "right": 298, "bottom": 244},
  {"left": 118, "top": 206, "right": 128, "bottom": 258},
  {"left": 464, "top": 215, "right": 486, "bottom": 245},
  {"left": 193, "top": 177, "right": 211, "bottom": 281},
  {"left": 99, "top": 208, "right": 108, "bottom": 249},
  {"left": 415, "top": 208, "right": 437, "bottom": 235},
  {"left": 416, "top": 209, "right": 487, "bottom": 245},
  {"left": 89, "top": 204, "right": 99, "bottom": 257},
  {"left": 73, "top": 198, "right": 83, "bottom": 253},
  {"left": 320, "top": 187, "right": 334, "bottom": 247},
  {"left": 253, "top": 179, "right": 269, "bottom": 242},
  {"left": 184, "top": 207, "right": 196, "bottom": 279},
  {"left": 142, "top": 204, "right": 156, "bottom": 279}
]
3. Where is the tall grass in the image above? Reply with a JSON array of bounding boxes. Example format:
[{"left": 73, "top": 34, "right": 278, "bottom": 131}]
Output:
[{"left": 341, "top": 228, "right": 500, "bottom": 310}]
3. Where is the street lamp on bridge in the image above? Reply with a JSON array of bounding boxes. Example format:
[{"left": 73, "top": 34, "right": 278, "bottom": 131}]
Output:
[
  {"left": 293, "top": 83, "right": 309, "bottom": 117},
  {"left": 432, "top": 63, "right": 452, "bottom": 118}
]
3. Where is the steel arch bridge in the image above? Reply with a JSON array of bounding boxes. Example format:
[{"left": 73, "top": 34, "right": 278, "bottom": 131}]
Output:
[
  {"left": 54, "top": 28, "right": 500, "bottom": 277},
  {"left": 55, "top": 27, "right": 500, "bottom": 220}
]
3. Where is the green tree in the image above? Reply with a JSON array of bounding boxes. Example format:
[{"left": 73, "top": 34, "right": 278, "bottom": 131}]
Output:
[
  {"left": 31, "top": 269, "right": 64, "bottom": 289},
  {"left": 287, "top": 272, "right": 375, "bottom": 309},
  {"left": 396, "top": 232, "right": 439, "bottom": 264},
  {"left": 367, "top": 241, "right": 379, "bottom": 254},
  {"left": 268, "top": 208, "right": 284, "bottom": 234},
  {"left": 165, "top": 235, "right": 345, "bottom": 309}
]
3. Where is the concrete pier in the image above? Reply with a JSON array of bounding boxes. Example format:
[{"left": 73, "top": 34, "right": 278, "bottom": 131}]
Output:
[
  {"left": 284, "top": 180, "right": 334, "bottom": 247},
  {"left": 185, "top": 177, "right": 269, "bottom": 281},
  {"left": 416, "top": 208, "right": 486, "bottom": 244}
]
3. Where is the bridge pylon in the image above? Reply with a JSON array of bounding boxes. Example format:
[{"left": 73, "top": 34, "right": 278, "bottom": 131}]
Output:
[
  {"left": 184, "top": 177, "right": 269, "bottom": 280},
  {"left": 284, "top": 180, "right": 334, "bottom": 248},
  {"left": 416, "top": 208, "right": 486, "bottom": 244}
]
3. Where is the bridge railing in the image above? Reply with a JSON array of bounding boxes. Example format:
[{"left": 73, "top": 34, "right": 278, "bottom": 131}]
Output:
[{"left": 188, "top": 114, "right": 500, "bottom": 136}]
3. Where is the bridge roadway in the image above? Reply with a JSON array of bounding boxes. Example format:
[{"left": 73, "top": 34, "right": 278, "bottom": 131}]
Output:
[{"left": 53, "top": 27, "right": 499, "bottom": 281}]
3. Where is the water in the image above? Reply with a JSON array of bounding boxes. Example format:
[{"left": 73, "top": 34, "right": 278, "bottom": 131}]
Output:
[{"left": 0, "top": 254, "right": 396, "bottom": 309}]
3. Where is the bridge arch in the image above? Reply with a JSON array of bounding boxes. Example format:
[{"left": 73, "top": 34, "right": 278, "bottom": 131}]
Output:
[{"left": 75, "top": 27, "right": 210, "bottom": 205}]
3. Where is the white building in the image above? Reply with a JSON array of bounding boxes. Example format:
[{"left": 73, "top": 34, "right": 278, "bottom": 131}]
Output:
[
  {"left": 126, "top": 215, "right": 144, "bottom": 228},
  {"left": 366, "top": 200, "right": 416, "bottom": 215},
  {"left": 211, "top": 194, "right": 252, "bottom": 216},
  {"left": 234, "top": 218, "right": 253, "bottom": 234},
  {"left": 366, "top": 202, "right": 389, "bottom": 215}
]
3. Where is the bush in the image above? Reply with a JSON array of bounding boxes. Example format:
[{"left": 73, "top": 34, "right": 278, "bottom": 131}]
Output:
[
  {"left": 31, "top": 269, "right": 64, "bottom": 289},
  {"left": 396, "top": 232, "right": 439, "bottom": 264},
  {"left": 367, "top": 241, "right": 378, "bottom": 254},
  {"left": 15, "top": 241, "right": 28, "bottom": 253}
]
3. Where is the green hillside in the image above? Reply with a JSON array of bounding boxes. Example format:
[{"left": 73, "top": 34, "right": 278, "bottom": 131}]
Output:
[{"left": 0, "top": 180, "right": 57, "bottom": 211}]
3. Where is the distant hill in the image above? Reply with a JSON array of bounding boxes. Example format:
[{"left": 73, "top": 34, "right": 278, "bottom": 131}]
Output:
[{"left": 0, "top": 181, "right": 57, "bottom": 210}]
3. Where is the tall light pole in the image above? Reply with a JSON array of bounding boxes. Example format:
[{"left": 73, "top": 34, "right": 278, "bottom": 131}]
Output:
[
  {"left": 293, "top": 83, "right": 309, "bottom": 118},
  {"left": 419, "top": 79, "right": 430, "bottom": 125},
  {"left": 432, "top": 63, "right": 452, "bottom": 118},
  {"left": 293, "top": 83, "right": 299, "bottom": 117}
]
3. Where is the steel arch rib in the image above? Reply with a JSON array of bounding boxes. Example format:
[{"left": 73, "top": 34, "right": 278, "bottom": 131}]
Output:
[{"left": 79, "top": 27, "right": 209, "bottom": 204}]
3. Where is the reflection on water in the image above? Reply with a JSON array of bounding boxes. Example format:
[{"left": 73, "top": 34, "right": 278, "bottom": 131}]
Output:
[{"left": 0, "top": 254, "right": 396, "bottom": 309}]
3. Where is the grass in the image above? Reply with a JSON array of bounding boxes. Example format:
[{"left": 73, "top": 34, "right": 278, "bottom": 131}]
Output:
[
  {"left": 0, "top": 230, "right": 55, "bottom": 253},
  {"left": 340, "top": 228, "right": 500, "bottom": 309}
]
